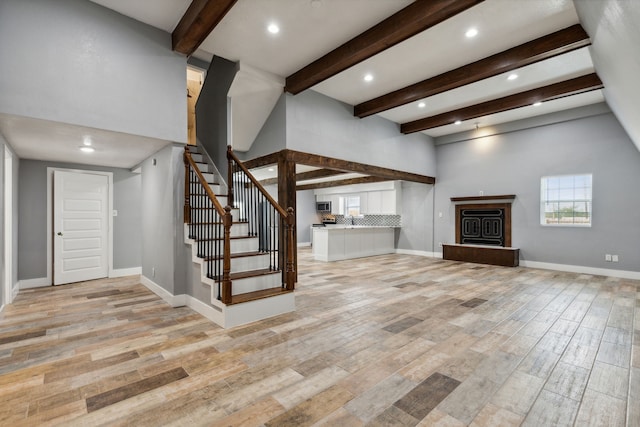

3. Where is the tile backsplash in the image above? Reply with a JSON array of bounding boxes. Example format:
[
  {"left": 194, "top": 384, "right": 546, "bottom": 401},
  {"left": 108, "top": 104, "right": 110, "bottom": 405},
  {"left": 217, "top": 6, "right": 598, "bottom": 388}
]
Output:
[{"left": 334, "top": 215, "right": 402, "bottom": 227}]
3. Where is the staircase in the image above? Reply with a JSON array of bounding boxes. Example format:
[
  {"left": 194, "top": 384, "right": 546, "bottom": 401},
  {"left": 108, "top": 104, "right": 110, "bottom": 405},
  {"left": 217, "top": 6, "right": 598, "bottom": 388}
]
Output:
[{"left": 183, "top": 145, "right": 295, "bottom": 328}]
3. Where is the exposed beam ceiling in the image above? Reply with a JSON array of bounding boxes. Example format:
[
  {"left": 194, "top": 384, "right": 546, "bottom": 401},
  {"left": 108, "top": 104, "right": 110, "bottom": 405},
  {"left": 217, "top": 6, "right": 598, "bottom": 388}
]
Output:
[
  {"left": 172, "top": 0, "right": 237, "bottom": 56},
  {"left": 355, "top": 24, "right": 591, "bottom": 118},
  {"left": 401, "top": 73, "right": 604, "bottom": 134},
  {"left": 286, "top": 150, "right": 435, "bottom": 184},
  {"left": 260, "top": 169, "right": 347, "bottom": 186},
  {"left": 284, "top": 0, "right": 485, "bottom": 95},
  {"left": 297, "top": 176, "right": 390, "bottom": 191}
]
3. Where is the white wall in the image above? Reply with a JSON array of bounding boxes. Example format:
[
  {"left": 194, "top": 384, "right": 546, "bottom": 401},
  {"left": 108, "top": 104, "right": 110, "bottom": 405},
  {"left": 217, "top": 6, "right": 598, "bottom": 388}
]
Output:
[
  {"left": 435, "top": 111, "right": 640, "bottom": 272},
  {"left": 0, "top": 0, "right": 187, "bottom": 143}
]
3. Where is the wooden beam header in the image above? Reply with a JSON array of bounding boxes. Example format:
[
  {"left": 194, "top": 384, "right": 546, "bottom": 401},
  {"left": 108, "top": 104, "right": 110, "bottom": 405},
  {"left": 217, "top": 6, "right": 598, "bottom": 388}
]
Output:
[
  {"left": 297, "top": 176, "right": 390, "bottom": 191},
  {"left": 172, "top": 0, "right": 237, "bottom": 56},
  {"left": 355, "top": 24, "right": 591, "bottom": 118},
  {"left": 286, "top": 150, "right": 435, "bottom": 184},
  {"left": 285, "top": 0, "right": 484, "bottom": 94},
  {"left": 401, "top": 73, "right": 603, "bottom": 134}
]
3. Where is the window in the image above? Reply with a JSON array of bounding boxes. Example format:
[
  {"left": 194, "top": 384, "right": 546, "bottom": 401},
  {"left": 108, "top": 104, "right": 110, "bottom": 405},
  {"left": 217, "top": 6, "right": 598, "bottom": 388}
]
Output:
[
  {"left": 343, "top": 195, "right": 361, "bottom": 217},
  {"left": 540, "top": 174, "right": 592, "bottom": 226}
]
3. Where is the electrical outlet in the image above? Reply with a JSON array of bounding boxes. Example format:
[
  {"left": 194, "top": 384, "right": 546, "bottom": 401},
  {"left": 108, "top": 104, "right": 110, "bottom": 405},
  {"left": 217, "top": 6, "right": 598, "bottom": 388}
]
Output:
[
  {"left": 605, "top": 254, "right": 612, "bottom": 262},
  {"left": 438, "top": 242, "right": 443, "bottom": 248},
  {"left": 612, "top": 255, "right": 619, "bottom": 262}
]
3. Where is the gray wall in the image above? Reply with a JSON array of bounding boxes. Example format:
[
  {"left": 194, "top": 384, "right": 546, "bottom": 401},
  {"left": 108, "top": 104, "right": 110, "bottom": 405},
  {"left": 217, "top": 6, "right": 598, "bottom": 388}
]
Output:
[
  {"left": 141, "top": 145, "right": 178, "bottom": 293},
  {"left": 397, "top": 182, "right": 434, "bottom": 253},
  {"left": 0, "top": 0, "right": 186, "bottom": 143},
  {"left": 296, "top": 190, "right": 320, "bottom": 244},
  {"left": 18, "top": 160, "right": 142, "bottom": 280},
  {"left": 239, "top": 93, "right": 287, "bottom": 161},
  {"left": 286, "top": 90, "right": 437, "bottom": 177},
  {"left": 434, "top": 111, "right": 640, "bottom": 272},
  {"left": 575, "top": 0, "right": 640, "bottom": 152},
  {"left": 196, "top": 56, "right": 237, "bottom": 180}
]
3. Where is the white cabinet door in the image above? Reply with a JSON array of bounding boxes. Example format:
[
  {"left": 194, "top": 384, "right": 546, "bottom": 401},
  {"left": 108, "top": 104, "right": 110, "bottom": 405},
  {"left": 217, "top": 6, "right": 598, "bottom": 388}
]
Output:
[
  {"left": 366, "top": 191, "right": 381, "bottom": 214},
  {"left": 380, "top": 191, "right": 396, "bottom": 214}
]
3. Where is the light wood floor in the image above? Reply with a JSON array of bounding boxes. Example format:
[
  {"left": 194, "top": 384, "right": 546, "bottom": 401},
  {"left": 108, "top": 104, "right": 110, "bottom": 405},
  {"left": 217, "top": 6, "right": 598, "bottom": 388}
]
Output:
[{"left": 1, "top": 249, "right": 638, "bottom": 426}]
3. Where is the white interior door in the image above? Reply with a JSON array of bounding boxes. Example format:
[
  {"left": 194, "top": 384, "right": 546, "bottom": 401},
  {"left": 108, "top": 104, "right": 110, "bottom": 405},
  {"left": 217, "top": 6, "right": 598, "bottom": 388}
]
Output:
[
  {"left": 54, "top": 171, "right": 109, "bottom": 285},
  {"left": 3, "top": 147, "right": 12, "bottom": 303}
]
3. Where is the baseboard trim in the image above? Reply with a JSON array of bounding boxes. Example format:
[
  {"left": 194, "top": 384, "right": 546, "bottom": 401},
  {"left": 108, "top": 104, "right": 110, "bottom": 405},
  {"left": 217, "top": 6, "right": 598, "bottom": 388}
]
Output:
[
  {"left": 12, "top": 282, "right": 19, "bottom": 300},
  {"left": 140, "top": 275, "right": 185, "bottom": 307},
  {"left": 519, "top": 260, "right": 640, "bottom": 280},
  {"left": 184, "top": 295, "right": 224, "bottom": 327},
  {"left": 395, "top": 249, "right": 438, "bottom": 258},
  {"left": 19, "top": 277, "right": 50, "bottom": 289},
  {"left": 110, "top": 267, "right": 142, "bottom": 278},
  {"left": 297, "top": 242, "right": 311, "bottom": 248},
  {"left": 0, "top": 303, "right": 4, "bottom": 314}
]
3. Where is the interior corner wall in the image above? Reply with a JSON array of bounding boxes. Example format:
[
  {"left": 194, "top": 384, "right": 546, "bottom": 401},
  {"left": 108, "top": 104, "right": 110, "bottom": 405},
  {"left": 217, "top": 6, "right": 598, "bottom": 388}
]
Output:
[
  {"left": 196, "top": 56, "right": 238, "bottom": 181},
  {"left": 238, "top": 93, "right": 287, "bottom": 161},
  {"left": 0, "top": 0, "right": 187, "bottom": 143},
  {"left": 141, "top": 144, "right": 179, "bottom": 293},
  {"left": 434, "top": 112, "right": 640, "bottom": 272},
  {"left": 17, "top": 160, "right": 141, "bottom": 281},
  {"left": 285, "top": 90, "right": 437, "bottom": 177},
  {"left": 397, "top": 182, "right": 434, "bottom": 253}
]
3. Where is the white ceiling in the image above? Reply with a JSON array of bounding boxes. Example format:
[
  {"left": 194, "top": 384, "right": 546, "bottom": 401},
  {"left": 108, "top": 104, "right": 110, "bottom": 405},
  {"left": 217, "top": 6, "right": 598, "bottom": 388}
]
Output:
[
  {"left": 14, "top": 0, "right": 634, "bottom": 170},
  {"left": 94, "top": 0, "right": 604, "bottom": 141},
  {"left": 0, "top": 114, "right": 169, "bottom": 169}
]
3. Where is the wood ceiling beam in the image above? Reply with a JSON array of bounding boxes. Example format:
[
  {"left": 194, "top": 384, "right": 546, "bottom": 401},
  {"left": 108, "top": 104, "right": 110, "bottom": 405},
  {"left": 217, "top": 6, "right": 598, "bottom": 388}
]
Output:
[
  {"left": 284, "top": 0, "right": 485, "bottom": 95},
  {"left": 172, "top": 0, "right": 237, "bottom": 56},
  {"left": 401, "top": 73, "right": 603, "bottom": 134},
  {"left": 286, "top": 150, "right": 435, "bottom": 184},
  {"left": 260, "top": 169, "right": 347, "bottom": 186},
  {"left": 355, "top": 24, "right": 591, "bottom": 118},
  {"left": 242, "top": 151, "right": 281, "bottom": 170},
  {"left": 297, "top": 176, "right": 390, "bottom": 191}
]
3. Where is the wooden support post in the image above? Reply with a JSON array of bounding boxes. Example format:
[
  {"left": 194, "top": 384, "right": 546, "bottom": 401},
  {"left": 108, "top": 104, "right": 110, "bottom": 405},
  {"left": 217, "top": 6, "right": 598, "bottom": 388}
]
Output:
[
  {"left": 278, "top": 153, "right": 297, "bottom": 283},
  {"left": 183, "top": 148, "right": 191, "bottom": 224},
  {"left": 226, "top": 145, "right": 234, "bottom": 208},
  {"left": 221, "top": 206, "right": 233, "bottom": 303},
  {"left": 285, "top": 207, "right": 295, "bottom": 290}
]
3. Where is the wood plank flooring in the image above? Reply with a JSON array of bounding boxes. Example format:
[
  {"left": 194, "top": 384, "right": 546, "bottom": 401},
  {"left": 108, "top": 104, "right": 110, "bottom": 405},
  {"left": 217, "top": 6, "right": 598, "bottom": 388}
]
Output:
[{"left": 0, "top": 249, "right": 638, "bottom": 426}]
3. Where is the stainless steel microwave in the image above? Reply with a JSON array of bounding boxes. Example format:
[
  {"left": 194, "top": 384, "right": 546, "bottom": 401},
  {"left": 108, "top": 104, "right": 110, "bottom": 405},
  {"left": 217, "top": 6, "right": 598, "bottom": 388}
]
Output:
[{"left": 316, "top": 201, "right": 331, "bottom": 213}]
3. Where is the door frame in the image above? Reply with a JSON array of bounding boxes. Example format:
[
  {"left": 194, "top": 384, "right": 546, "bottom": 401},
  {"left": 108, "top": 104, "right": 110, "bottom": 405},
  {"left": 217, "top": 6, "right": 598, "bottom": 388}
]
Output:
[
  {"left": 47, "top": 167, "right": 114, "bottom": 285},
  {"left": 3, "top": 146, "right": 13, "bottom": 304}
]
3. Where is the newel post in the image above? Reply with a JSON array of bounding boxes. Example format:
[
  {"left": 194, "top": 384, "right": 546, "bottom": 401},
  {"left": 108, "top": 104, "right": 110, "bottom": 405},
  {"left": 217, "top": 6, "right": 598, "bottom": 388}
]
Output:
[
  {"left": 226, "top": 145, "right": 234, "bottom": 208},
  {"left": 221, "top": 206, "right": 233, "bottom": 304},
  {"left": 183, "top": 148, "right": 191, "bottom": 224},
  {"left": 285, "top": 207, "right": 296, "bottom": 291}
]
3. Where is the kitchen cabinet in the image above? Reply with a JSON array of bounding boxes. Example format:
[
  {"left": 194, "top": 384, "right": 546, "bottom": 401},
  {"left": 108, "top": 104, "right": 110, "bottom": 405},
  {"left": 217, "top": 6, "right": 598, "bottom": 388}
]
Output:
[
  {"left": 364, "top": 190, "right": 398, "bottom": 214},
  {"left": 312, "top": 226, "right": 396, "bottom": 261}
]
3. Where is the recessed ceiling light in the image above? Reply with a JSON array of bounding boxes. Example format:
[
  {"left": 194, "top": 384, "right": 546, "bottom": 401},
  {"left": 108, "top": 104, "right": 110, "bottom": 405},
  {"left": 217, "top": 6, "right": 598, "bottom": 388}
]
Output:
[
  {"left": 418, "top": 102, "right": 426, "bottom": 108},
  {"left": 507, "top": 73, "right": 518, "bottom": 81},
  {"left": 268, "top": 168, "right": 275, "bottom": 172},
  {"left": 465, "top": 28, "right": 478, "bottom": 38},
  {"left": 363, "top": 73, "right": 374, "bottom": 82},
  {"left": 267, "top": 23, "right": 280, "bottom": 34},
  {"left": 533, "top": 101, "right": 542, "bottom": 107},
  {"left": 80, "top": 146, "right": 95, "bottom": 153},
  {"left": 454, "top": 120, "right": 462, "bottom": 125}
]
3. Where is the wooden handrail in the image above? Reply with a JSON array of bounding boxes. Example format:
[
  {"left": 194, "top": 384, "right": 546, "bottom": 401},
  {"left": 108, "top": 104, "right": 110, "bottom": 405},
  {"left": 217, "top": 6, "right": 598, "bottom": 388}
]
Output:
[
  {"left": 185, "top": 148, "right": 227, "bottom": 217},
  {"left": 227, "top": 145, "right": 289, "bottom": 218}
]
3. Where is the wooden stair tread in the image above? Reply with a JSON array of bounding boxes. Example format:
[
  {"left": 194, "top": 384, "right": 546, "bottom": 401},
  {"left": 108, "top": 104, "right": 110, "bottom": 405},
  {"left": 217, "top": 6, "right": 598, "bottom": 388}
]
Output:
[
  {"left": 229, "top": 287, "right": 292, "bottom": 305},
  {"left": 202, "top": 251, "right": 268, "bottom": 261},
  {"left": 195, "top": 235, "right": 257, "bottom": 241}
]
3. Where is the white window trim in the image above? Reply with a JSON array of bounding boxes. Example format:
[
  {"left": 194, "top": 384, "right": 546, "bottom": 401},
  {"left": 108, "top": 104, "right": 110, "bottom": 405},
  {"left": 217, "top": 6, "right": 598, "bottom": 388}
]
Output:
[{"left": 540, "top": 173, "right": 592, "bottom": 228}]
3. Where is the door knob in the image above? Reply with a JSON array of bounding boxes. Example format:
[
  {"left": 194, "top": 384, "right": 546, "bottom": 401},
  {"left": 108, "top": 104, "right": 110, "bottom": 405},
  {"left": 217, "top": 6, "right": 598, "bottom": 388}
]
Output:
[{"left": 57, "top": 232, "right": 63, "bottom": 236}]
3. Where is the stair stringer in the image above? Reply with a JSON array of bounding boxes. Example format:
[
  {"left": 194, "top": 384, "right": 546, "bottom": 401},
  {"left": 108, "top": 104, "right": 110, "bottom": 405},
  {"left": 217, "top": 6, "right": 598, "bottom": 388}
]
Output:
[{"left": 183, "top": 224, "right": 295, "bottom": 329}]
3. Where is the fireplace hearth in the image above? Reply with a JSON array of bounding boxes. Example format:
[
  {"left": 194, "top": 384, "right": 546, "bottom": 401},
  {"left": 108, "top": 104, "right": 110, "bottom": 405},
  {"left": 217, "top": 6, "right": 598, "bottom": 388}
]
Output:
[{"left": 444, "top": 195, "right": 519, "bottom": 267}]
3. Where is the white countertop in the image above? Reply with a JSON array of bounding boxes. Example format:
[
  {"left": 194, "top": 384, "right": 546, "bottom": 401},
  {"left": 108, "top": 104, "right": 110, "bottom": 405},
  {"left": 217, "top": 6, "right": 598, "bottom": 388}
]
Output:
[{"left": 316, "top": 225, "right": 400, "bottom": 230}]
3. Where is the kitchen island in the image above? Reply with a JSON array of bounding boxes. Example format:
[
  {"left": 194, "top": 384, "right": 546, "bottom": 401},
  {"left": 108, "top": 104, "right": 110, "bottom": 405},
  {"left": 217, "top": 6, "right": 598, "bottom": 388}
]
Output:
[{"left": 312, "top": 225, "right": 396, "bottom": 262}]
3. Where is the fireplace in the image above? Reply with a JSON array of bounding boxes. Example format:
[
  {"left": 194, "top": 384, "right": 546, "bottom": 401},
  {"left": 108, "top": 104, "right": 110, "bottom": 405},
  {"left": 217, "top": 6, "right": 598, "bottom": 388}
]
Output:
[
  {"left": 444, "top": 195, "right": 518, "bottom": 267},
  {"left": 456, "top": 203, "right": 511, "bottom": 247}
]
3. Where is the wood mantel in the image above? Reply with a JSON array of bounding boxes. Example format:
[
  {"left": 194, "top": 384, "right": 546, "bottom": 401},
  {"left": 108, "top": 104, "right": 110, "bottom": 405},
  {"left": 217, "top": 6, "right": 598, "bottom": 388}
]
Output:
[{"left": 451, "top": 194, "right": 515, "bottom": 202}]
